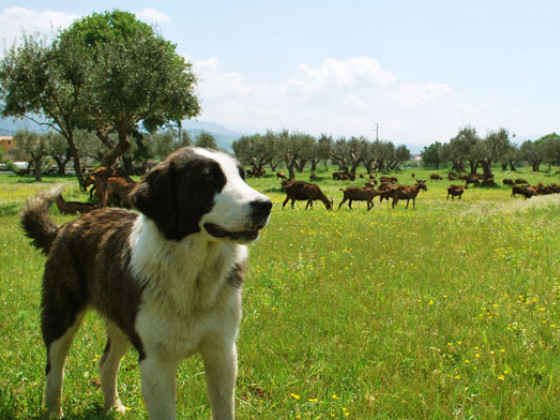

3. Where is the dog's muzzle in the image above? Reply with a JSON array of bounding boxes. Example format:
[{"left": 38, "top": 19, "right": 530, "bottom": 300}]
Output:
[{"left": 204, "top": 198, "right": 272, "bottom": 243}]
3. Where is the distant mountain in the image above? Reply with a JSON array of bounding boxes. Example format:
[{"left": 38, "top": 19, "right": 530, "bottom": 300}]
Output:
[
  {"left": 182, "top": 120, "right": 247, "bottom": 152},
  {"left": 0, "top": 117, "right": 47, "bottom": 135},
  {"left": 0, "top": 118, "right": 246, "bottom": 152}
]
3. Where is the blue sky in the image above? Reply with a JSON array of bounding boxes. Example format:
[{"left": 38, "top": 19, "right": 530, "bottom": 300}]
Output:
[{"left": 1, "top": 1, "right": 559, "bottom": 149}]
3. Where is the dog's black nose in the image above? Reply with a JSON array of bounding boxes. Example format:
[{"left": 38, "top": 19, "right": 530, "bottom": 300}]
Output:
[
  {"left": 251, "top": 199, "right": 272, "bottom": 214},
  {"left": 250, "top": 199, "right": 272, "bottom": 223}
]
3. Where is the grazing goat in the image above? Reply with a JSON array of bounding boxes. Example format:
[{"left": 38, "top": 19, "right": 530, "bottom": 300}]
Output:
[
  {"left": 380, "top": 175, "right": 398, "bottom": 184},
  {"left": 276, "top": 171, "right": 288, "bottom": 179},
  {"left": 430, "top": 174, "right": 443, "bottom": 180},
  {"left": 502, "top": 178, "right": 514, "bottom": 186},
  {"left": 332, "top": 171, "right": 355, "bottom": 181},
  {"left": 96, "top": 176, "right": 138, "bottom": 208},
  {"left": 248, "top": 166, "right": 266, "bottom": 177},
  {"left": 378, "top": 181, "right": 397, "bottom": 203},
  {"left": 55, "top": 193, "right": 95, "bottom": 215},
  {"left": 511, "top": 184, "right": 537, "bottom": 199},
  {"left": 338, "top": 187, "right": 379, "bottom": 210},
  {"left": 459, "top": 174, "right": 480, "bottom": 186},
  {"left": 86, "top": 166, "right": 133, "bottom": 200},
  {"left": 282, "top": 179, "right": 333, "bottom": 210},
  {"left": 392, "top": 180, "right": 427, "bottom": 209},
  {"left": 447, "top": 184, "right": 466, "bottom": 200},
  {"left": 514, "top": 178, "right": 528, "bottom": 185},
  {"left": 536, "top": 182, "right": 560, "bottom": 195},
  {"left": 448, "top": 173, "right": 456, "bottom": 181}
]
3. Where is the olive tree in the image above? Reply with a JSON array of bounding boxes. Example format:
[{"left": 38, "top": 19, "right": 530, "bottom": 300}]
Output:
[
  {"left": 421, "top": 141, "right": 443, "bottom": 169},
  {"left": 0, "top": 10, "right": 200, "bottom": 187},
  {"left": 194, "top": 132, "right": 218, "bottom": 150},
  {"left": 12, "top": 129, "right": 48, "bottom": 181},
  {"left": 476, "top": 128, "right": 512, "bottom": 184},
  {"left": 46, "top": 132, "right": 72, "bottom": 175}
]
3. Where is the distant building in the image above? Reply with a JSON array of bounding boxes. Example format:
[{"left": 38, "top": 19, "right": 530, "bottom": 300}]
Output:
[{"left": 0, "top": 136, "right": 15, "bottom": 159}]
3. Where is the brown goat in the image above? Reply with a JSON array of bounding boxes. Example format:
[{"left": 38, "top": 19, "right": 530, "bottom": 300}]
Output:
[
  {"left": 392, "top": 180, "right": 427, "bottom": 209},
  {"left": 459, "top": 174, "right": 480, "bottom": 186},
  {"left": 332, "top": 171, "right": 355, "bottom": 181},
  {"left": 86, "top": 166, "right": 133, "bottom": 200},
  {"left": 96, "top": 176, "right": 138, "bottom": 208},
  {"left": 377, "top": 181, "right": 397, "bottom": 203},
  {"left": 447, "top": 184, "right": 466, "bottom": 200},
  {"left": 511, "top": 184, "right": 537, "bottom": 199},
  {"left": 55, "top": 194, "right": 95, "bottom": 215},
  {"left": 536, "top": 182, "right": 560, "bottom": 195},
  {"left": 430, "top": 174, "right": 443, "bottom": 180},
  {"left": 338, "top": 187, "right": 379, "bottom": 210},
  {"left": 502, "top": 178, "right": 514, "bottom": 186},
  {"left": 332, "top": 171, "right": 348, "bottom": 180},
  {"left": 282, "top": 180, "right": 333, "bottom": 210},
  {"left": 247, "top": 166, "right": 266, "bottom": 177},
  {"left": 276, "top": 171, "right": 288, "bottom": 179},
  {"left": 380, "top": 175, "right": 398, "bottom": 184}
]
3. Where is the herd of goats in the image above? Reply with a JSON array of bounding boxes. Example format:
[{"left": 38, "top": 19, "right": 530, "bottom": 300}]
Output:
[
  {"left": 276, "top": 169, "right": 560, "bottom": 211},
  {"left": 51, "top": 165, "right": 560, "bottom": 216}
]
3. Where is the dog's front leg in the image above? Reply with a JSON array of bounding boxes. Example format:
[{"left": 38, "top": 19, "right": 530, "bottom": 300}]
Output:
[
  {"left": 139, "top": 357, "right": 178, "bottom": 420},
  {"left": 201, "top": 341, "right": 237, "bottom": 420}
]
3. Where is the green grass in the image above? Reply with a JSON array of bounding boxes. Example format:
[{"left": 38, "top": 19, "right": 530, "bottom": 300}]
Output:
[{"left": 1, "top": 167, "right": 560, "bottom": 419}]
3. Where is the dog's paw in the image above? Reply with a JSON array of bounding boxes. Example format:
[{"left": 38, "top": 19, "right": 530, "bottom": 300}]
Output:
[{"left": 106, "top": 400, "right": 128, "bottom": 416}]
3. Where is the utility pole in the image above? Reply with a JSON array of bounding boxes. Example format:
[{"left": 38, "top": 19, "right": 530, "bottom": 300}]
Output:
[{"left": 373, "top": 123, "right": 379, "bottom": 141}]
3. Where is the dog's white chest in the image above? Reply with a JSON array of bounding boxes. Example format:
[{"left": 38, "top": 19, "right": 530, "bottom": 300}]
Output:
[
  {"left": 130, "top": 219, "right": 247, "bottom": 361},
  {"left": 136, "top": 287, "right": 242, "bottom": 361}
]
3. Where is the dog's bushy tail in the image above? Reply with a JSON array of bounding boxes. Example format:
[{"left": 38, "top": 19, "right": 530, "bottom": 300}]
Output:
[{"left": 21, "top": 187, "right": 62, "bottom": 255}]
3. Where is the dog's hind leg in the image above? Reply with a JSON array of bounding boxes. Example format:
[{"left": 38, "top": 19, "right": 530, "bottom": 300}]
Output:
[
  {"left": 43, "top": 310, "right": 86, "bottom": 418},
  {"left": 100, "top": 320, "right": 131, "bottom": 414}
]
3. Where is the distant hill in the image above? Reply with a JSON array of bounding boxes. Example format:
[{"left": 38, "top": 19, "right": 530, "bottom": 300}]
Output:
[
  {"left": 0, "top": 118, "right": 246, "bottom": 152},
  {"left": 1, "top": 117, "right": 547, "bottom": 155},
  {"left": 0, "top": 118, "right": 47, "bottom": 135},
  {"left": 181, "top": 120, "right": 247, "bottom": 152}
]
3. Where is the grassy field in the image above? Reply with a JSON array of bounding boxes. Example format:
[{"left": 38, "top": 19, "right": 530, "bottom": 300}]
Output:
[{"left": 1, "top": 166, "right": 560, "bottom": 419}]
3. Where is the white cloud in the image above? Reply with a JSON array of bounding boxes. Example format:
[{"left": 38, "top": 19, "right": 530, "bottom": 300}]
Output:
[
  {"left": 191, "top": 56, "right": 416, "bottom": 137},
  {"left": 391, "top": 83, "right": 454, "bottom": 107},
  {"left": 135, "top": 8, "right": 171, "bottom": 25},
  {"left": 0, "top": 7, "right": 78, "bottom": 48},
  {"left": 286, "top": 56, "right": 396, "bottom": 96}
]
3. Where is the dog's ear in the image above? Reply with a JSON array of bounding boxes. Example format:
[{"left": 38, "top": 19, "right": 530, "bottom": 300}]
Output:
[{"left": 130, "top": 162, "right": 177, "bottom": 237}]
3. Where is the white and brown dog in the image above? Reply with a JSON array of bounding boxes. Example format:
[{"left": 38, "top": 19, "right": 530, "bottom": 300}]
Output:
[{"left": 21, "top": 147, "right": 272, "bottom": 419}]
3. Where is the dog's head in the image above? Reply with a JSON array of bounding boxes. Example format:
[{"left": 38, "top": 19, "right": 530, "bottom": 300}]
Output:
[{"left": 131, "top": 147, "right": 272, "bottom": 243}]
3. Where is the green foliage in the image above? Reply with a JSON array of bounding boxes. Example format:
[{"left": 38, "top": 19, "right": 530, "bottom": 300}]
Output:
[
  {"left": 194, "top": 131, "right": 218, "bottom": 150},
  {"left": 60, "top": 9, "right": 154, "bottom": 48},
  {"left": 421, "top": 141, "right": 443, "bottom": 168}
]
